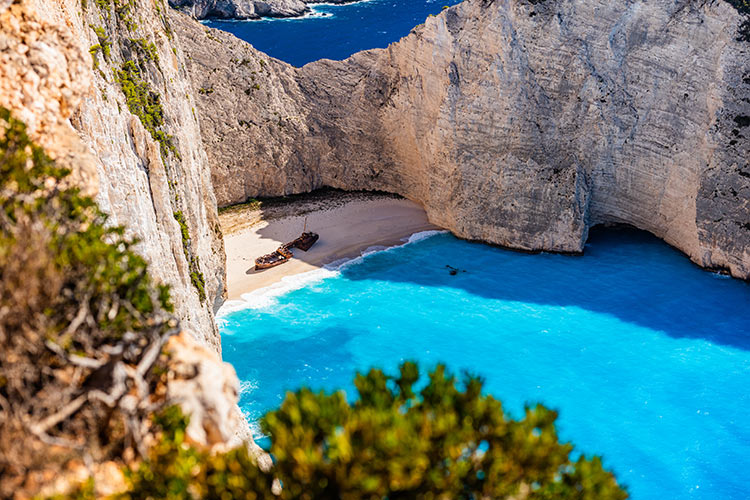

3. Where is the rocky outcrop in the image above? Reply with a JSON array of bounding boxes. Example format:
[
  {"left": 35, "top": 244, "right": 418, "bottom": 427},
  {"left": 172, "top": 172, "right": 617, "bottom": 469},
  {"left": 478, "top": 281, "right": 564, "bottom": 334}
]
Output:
[
  {"left": 165, "top": 331, "right": 248, "bottom": 450},
  {"left": 168, "top": 0, "right": 360, "bottom": 20},
  {"left": 169, "top": 0, "right": 307, "bottom": 20},
  {"left": 1, "top": 0, "right": 228, "bottom": 350},
  {"left": 23, "top": 331, "right": 255, "bottom": 498},
  {"left": 164, "top": 331, "right": 272, "bottom": 468},
  {"left": 0, "top": 0, "right": 98, "bottom": 195},
  {"left": 177, "top": 0, "right": 750, "bottom": 279}
]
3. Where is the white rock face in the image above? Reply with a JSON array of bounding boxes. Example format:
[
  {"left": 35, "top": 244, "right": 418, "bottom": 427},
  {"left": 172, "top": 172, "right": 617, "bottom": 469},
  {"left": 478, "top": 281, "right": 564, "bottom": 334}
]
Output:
[
  {"left": 3, "top": 0, "right": 228, "bottom": 350},
  {"left": 165, "top": 331, "right": 268, "bottom": 465},
  {"left": 178, "top": 0, "right": 750, "bottom": 279}
]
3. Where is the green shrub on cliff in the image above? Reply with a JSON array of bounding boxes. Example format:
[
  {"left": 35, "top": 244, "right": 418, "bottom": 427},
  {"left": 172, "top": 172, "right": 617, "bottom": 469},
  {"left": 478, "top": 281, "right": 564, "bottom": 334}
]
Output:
[
  {"left": 0, "top": 107, "right": 175, "bottom": 496},
  {"left": 113, "top": 61, "right": 176, "bottom": 159},
  {"left": 122, "top": 363, "right": 627, "bottom": 499},
  {"left": 173, "top": 210, "right": 207, "bottom": 302}
]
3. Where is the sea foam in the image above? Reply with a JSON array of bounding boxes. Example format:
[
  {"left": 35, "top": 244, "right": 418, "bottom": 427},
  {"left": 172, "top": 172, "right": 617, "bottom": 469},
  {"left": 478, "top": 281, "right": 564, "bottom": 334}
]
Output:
[{"left": 216, "top": 230, "right": 446, "bottom": 317}]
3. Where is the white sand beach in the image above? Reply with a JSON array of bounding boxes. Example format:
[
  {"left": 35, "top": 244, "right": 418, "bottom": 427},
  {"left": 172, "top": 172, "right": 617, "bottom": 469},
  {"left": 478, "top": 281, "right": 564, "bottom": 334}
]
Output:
[{"left": 220, "top": 193, "right": 441, "bottom": 299}]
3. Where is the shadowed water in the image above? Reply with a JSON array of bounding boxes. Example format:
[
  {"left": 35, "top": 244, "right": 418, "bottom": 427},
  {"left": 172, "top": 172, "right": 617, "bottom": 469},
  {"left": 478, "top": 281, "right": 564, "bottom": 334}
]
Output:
[{"left": 219, "top": 228, "right": 750, "bottom": 499}]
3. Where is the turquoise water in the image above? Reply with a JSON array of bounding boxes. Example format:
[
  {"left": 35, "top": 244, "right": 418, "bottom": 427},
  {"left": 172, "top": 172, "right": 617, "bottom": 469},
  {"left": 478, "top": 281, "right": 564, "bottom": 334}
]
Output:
[
  {"left": 204, "top": 0, "right": 461, "bottom": 67},
  {"left": 219, "top": 228, "right": 750, "bottom": 499}
]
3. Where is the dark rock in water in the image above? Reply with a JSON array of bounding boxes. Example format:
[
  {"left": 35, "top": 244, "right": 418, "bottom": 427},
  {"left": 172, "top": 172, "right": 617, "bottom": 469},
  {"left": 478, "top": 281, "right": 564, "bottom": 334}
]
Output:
[
  {"left": 446, "top": 265, "right": 464, "bottom": 276},
  {"left": 169, "top": 0, "right": 308, "bottom": 20}
]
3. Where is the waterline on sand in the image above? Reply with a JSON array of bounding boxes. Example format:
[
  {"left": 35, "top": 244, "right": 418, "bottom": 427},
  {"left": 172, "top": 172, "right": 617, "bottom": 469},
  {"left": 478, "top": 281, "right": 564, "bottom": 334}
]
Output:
[{"left": 218, "top": 229, "right": 447, "bottom": 316}]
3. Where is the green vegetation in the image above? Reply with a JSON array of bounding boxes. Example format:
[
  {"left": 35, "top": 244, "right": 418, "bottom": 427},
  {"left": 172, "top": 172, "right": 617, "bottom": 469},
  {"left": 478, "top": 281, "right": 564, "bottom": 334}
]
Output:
[
  {"left": 0, "top": 106, "right": 172, "bottom": 343},
  {"left": 86, "top": 27, "right": 109, "bottom": 72},
  {"left": 189, "top": 269, "right": 206, "bottom": 303},
  {"left": 114, "top": 0, "right": 138, "bottom": 30},
  {"left": 90, "top": 0, "right": 138, "bottom": 30},
  {"left": 0, "top": 107, "right": 174, "bottom": 495},
  {"left": 92, "top": 26, "right": 111, "bottom": 59},
  {"left": 89, "top": 44, "right": 102, "bottom": 69},
  {"left": 114, "top": 60, "right": 176, "bottom": 159},
  {"left": 197, "top": 87, "right": 214, "bottom": 95},
  {"left": 244, "top": 83, "right": 260, "bottom": 96},
  {"left": 121, "top": 363, "right": 627, "bottom": 499},
  {"left": 173, "top": 211, "right": 206, "bottom": 302},
  {"left": 0, "top": 111, "right": 625, "bottom": 499},
  {"left": 217, "top": 197, "right": 262, "bottom": 214},
  {"left": 173, "top": 210, "right": 191, "bottom": 249},
  {"left": 128, "top": 37, "right": 159, "bottom": 63},
  {"left": 204, "top": 29, "right": 222, "bottom": 43}
]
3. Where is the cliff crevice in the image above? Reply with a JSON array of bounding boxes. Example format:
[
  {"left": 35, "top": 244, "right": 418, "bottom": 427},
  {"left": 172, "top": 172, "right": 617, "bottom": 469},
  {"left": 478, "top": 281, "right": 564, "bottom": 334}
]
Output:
[{"left": 3, "top": 0, "right": 228, "bottom": 349}]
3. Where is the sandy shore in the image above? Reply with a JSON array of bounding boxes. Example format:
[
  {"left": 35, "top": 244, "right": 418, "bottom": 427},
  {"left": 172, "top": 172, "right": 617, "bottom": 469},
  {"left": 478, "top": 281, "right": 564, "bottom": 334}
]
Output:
[{"left": 220, "top": 193, "right": 441, "bottom": 299}]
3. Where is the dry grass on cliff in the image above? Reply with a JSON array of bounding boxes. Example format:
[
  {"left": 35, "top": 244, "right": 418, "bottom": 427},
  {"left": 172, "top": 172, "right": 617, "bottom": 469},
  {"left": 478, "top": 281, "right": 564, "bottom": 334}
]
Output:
[{"left": 0, "top": 108, "right": 178, "bottom": 497}]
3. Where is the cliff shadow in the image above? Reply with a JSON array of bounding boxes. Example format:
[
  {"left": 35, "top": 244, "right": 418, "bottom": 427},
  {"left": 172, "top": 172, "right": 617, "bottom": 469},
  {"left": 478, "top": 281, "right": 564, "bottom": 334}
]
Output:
[
  {"left": 329, "top": 226, "right": 750, "bottom": 351},
  {"left": 225, "top": 190, "right": 750, "bottom": 351}
]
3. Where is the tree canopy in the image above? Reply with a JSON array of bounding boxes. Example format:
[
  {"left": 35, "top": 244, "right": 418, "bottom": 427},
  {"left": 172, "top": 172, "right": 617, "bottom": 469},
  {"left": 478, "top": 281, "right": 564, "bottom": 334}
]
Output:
[{"left": 125, "top": 363, "right": 628, "bottom": 500}]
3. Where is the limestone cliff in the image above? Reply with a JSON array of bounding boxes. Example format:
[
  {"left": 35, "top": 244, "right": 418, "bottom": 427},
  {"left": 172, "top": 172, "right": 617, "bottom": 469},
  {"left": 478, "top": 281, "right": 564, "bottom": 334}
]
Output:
[
  {"left": 0, "top": 1, "right": 255, "bottom": 492},
  {"left": 177, "top": 0, "right": 750, "bottom": 279},
  {"left": 1, "top": 0, "right": 227, "bottom": 350}
]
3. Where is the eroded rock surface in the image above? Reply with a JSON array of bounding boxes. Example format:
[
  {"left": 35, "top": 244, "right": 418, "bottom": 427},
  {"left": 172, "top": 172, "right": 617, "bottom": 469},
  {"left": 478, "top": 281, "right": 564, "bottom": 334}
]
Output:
[
  {"left": 165, "top": 331, "right": 270, "bottom": 467},
  {"left": 177, "top": 0, "right": 750, "bottom": 277},
  {"left": 2, "top": 0, "right": 228, "bottom": 348}
]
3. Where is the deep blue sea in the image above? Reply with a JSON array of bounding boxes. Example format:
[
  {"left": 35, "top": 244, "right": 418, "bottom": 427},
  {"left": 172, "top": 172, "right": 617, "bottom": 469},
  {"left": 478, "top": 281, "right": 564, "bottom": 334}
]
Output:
[
  {"left": 219, "top": 228, "right": 750, "bottom": 499},
  {"left": 204, "top": 0, "right": 461, "bottom": 67}
]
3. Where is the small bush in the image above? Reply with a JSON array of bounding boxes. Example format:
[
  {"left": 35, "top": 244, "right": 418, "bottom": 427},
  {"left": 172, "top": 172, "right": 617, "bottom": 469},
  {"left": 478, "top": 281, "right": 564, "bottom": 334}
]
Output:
[
  {"left": 114, "top": 61, "right": 176, "bottom": 159},
  {"left": 0, "top": 107, "right": 175, "bottom": 496},
  {"left": 173, "top": 211, "right": 206, "bottom": 302},
  {"left": 128, "top": 37, "right": 159, "bottom": 63},
  {"left": 89, "top": 44, "right": 102, "bottom": 68},
  {"left": 119, "top": 363, "right": 627, "bottom": 499},
  {"left": 92, "top": 26, "right": 111, "bottom": 60}
]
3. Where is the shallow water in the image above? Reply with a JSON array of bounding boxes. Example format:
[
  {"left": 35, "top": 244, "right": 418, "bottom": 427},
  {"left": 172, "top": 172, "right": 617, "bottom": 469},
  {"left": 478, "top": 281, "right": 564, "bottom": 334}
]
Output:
[
  {"left": 204, "top": 0, "right": 461, "bottom": 67},
  {"left": 219, "top": 228, "right": 750, "bottom": 499}
]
